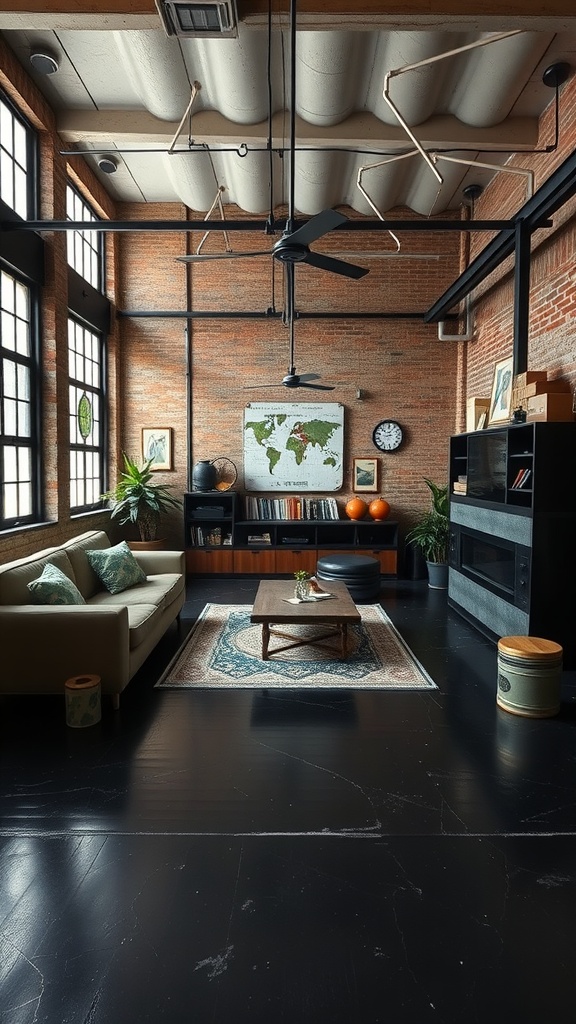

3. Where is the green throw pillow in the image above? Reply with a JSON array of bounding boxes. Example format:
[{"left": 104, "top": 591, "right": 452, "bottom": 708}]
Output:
[
  {"left": 28, "top": 562, "right": 86, "bottom": 605},
  {"left": 86, "top": 540, "right": 147, "bottom": 594}
]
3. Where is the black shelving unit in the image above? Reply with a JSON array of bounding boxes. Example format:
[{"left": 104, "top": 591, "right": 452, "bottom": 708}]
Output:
[
  {"left": 448, "top": 421, "right": 576, "bottom": 665},
  {"left": 183, "top": 493, "right": 398, "bottom": 577},
  {"left": 184, "top": 490, "right": 237, "bottom": 548}
]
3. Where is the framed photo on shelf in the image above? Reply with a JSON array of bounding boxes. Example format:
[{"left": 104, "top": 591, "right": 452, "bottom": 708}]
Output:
[
  {"left": 141, "top": 427, "right": 173, "bottom": 471},
  {"left": 353, "top": 457, "right": 378, "bottom": 492},
  {"left": 488, "top": 356, "right": 514, "bottom": 425}
]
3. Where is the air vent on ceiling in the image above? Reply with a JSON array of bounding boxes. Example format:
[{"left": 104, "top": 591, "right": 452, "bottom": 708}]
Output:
[{"left": 155, "top": 0, "right": 238, "bottom": 37}]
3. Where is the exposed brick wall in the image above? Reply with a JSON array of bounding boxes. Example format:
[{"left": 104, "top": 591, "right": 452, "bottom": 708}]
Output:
[
  {"left": 466, "top": 73, "right": 576, "bottom": 405},
  {"left": 118, "top": 205, "right": 462, "bottom": 541},
  {"left": 2, "top": 50, "right": 576, "bottom": 566}
]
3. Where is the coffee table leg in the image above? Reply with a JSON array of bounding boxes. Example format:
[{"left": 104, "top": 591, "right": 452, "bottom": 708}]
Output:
[
  {"left": 262, "top": 622, "right": 270, "bottom": 661},
  {"left": 341, "top": 622, "right": 348, "bottom": 660}
]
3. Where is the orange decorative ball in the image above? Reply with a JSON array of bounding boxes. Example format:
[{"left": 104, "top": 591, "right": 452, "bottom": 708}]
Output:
[
  {"left": 368, "top": 498, "right": 391, "bottom": 520},
  {"left": 345, "top": 497, "right": 368, "bottom": 520}
]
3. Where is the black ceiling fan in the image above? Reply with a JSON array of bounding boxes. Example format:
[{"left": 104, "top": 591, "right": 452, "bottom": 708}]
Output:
[
  {"left": 176, "top": 0, "right": 369, "bottom": 284},
  {"left": 245, "top": 310, "right": 336, "bottom": 391}
]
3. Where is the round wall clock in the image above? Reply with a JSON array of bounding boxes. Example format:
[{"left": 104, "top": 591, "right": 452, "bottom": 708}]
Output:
[{"left": 372, "top": 419, "right": 404, "bottom": 452}]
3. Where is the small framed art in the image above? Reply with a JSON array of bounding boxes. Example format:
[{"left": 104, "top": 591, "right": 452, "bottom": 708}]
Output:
[
  {"left": 353, "top": 457, "right": 378, "bottom": 492},
  {"left": 141, "top": 427, "right": 173, "bottom": 471},
  {"left": 488, "top": 357, "right": 514, "bottom": 425}
]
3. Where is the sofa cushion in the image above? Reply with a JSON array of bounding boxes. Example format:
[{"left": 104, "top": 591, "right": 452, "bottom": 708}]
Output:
[
  {"left": 27, "top": 562, "right": 87, "bottom": 605},
  {"left": 87, "top": 573, "right": 183, "bottom": 611},
  {"left": 126, "top": 603, "right": 164, "bottom": 649},
  {"left": 62, "top": 530, "right": 111, "bottom": 599},
  {"left": 86, "top": 540, "right": 147, "bottom": 594},
  {"left": 0, "top": 549, "right": 76, "bottom": 605}
]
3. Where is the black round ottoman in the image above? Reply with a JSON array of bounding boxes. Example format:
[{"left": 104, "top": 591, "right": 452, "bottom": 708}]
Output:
[{"left": 316, "top": 554, "right": 381, "bottom": 601}]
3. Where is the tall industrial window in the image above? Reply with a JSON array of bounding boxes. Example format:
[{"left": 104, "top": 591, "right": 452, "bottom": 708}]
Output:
[
  {"left": 66, "top": 184, "right": 103, "bottom": 291},
  {"left": 0, "top": 92, "right": 39, "bottom": 529},
  {"left": 0, "top": 91, "right": 35, "bottom": 219},
  {"left": 68, "top": 318, "right": 105, "bottom": 512},
  {"left": 0, "top": 270, "right": 38, "bottom": 527}
]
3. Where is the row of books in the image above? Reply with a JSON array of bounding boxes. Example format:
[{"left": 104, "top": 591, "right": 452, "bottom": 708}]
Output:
[
  {"left": 243, "top": 496, "right": 340, "bottom": 521},
  {"left": 510, "top": 467, "right": 532, "bottom": 489},
  {"left": 189, "top": 525, "right": 232, "bottom": 546}
]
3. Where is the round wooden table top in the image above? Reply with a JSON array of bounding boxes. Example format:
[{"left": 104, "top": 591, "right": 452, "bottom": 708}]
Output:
[{"left": 498, "top": 636, "right": 563, "bottom": 660}]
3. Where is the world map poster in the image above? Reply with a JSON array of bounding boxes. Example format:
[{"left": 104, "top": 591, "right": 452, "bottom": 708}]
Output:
[{"left": 243, "top": 403, "right": 344, "bottom": 491}]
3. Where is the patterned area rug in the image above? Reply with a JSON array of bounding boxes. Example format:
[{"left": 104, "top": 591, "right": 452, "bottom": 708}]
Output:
[{"left": 156, "top": 604, "right": 437, "bottom": 690}]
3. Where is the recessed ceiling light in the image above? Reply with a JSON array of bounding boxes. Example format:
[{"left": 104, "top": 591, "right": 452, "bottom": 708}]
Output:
[
  {"left": 29, "top": 49, "right": 59, "bottom": 75},
  {"left": 97, "top": 156, "right": 119, "bottom": 175}
]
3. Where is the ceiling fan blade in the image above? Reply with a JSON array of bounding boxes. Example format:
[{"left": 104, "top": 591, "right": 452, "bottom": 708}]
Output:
[
  {"left": 297, "top": 372, "right": 321, "bottom": 382},
  {"left": 286, "top": 209, "right": 348, "bottom": 247},
  {"left": 304, "top": 250, "right": 369, "bottom": 279},
  {"left": 176, "top": 251, "right": 271, "bottom": 263},
  {"left": 299, "top": 381, "right": 336, "bottom": 391}
]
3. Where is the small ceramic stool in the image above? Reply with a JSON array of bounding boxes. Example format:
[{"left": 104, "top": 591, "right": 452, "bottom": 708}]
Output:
[{"left": 497, "top": 636, "right": 563, "bottom": 718}]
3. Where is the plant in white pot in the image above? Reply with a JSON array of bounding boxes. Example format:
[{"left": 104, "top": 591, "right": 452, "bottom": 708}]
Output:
[
  {"left": 405, "top": 478, "right": 450, "bottom": 589},
  {"left": 102, "top": 453, "right": 181, "bottom": 548}
]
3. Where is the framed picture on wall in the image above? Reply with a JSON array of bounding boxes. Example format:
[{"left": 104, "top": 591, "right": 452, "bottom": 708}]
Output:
[
  {"left": 353, "top": 457, "right": 378, "bottom": 492},
  {"left": 141, "top": 427, "right": 173, "bottom": 471},
  {"left": 488, "top": 357, "right": 514, "bottom": 425}
]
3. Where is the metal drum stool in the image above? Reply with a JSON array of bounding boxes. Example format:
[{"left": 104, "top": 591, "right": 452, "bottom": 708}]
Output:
[
  {"left": 497, "top": 636, "right": 563, "bottom": 718},
  {"left": 316, "top": 554, "right": 381, "bottom": 601}
]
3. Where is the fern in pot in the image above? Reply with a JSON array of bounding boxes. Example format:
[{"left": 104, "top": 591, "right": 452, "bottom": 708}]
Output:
[
  {"left": 102, "top": 453, "right": 181, "bottom": 548},
  {"left": 405, "top": 478, "right": 450, "bottom": 589}
]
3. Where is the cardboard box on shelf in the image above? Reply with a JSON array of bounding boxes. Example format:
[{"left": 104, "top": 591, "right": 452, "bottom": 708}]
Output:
[
  {"left": 523, "top": 379, "right": 572, "bottom": 398},
  {"left": 466, "top": 396, "right": 490, "bottom": 432},
  {"left": 526, "top": 392, "right": 575, "bottom": 422},
  {"left": 513, "top": 370, "right": 548, "bottom": 389}
]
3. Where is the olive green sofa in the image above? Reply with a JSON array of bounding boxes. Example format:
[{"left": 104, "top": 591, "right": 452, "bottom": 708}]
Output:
[{"left": 0, "top": 529, "right": 185, "bottom": 708}]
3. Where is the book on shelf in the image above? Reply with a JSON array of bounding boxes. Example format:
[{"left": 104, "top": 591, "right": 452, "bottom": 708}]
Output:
[
  {"left": 190, "top": 525, "right": 222, "bottom": 546},
  {"left": 453, "top": 481, "right": 467, "bottom": 494},
  {"left": 511, "top": 467, "right": 531, "bottom": 489},
  {"left": 243, "top": 495, "right": 339, "bottom": 521},
  {"left": 248, "top": 532, "right": 271, "bottom": 545}
]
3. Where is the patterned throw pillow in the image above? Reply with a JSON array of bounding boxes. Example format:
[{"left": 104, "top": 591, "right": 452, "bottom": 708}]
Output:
[
  {"left": 85, "top": 540, "right": 147, "bottom": 594},
  {"left": 27, "top": 562, "right": 86, "bottom": 605}
]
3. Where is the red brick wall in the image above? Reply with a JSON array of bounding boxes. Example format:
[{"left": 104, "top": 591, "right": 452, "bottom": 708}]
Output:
[
  {"left": 2, "top": 45, "right": 576, "bottom": 565},
  {"left": 118, "top": 206, "right": 462, "bottom": 540},
  {"left": 466, "top": 74, "right": 576, "bottom": 404}
]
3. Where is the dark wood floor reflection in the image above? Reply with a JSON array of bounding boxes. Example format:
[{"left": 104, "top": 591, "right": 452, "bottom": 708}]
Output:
[{"left": 1, "top": 578, "right": 575, "bottom": 1023}]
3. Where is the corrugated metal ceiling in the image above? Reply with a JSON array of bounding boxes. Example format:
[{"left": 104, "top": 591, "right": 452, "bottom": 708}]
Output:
[{"left": 2, "top": 10, "right": 576, "bottom": 219}]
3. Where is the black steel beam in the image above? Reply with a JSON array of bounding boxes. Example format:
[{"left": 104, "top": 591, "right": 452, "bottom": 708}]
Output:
[
  {"left": 425, "top": 146, "right": 576, "bottom": 323},
  {"left": 513, "top": 221, "right": 531, "bottom": 376},
  {"left": 117, "top": 309, "right": 454, "bottom": 320},
  {"left": 2, "top": 218, "right": 532, "bottom": 234}
]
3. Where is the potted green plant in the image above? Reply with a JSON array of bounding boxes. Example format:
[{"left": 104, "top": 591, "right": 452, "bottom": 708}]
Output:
[
  {"left": 102, "top": 453, "right": 181, "bottom": 548},
  {"left": 405, "top": 478, "right": 450, "bottom": 589},
  {"left": 293, "top": 569, "right": 312, "bottom": 600}
]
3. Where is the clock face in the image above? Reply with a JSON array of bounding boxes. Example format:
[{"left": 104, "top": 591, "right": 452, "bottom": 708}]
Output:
[{"left": 372, "top": 420, "right": 403, "bottom": 452}]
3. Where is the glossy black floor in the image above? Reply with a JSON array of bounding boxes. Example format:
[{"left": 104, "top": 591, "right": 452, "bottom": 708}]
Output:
[{"left": 1, "top": 577, "right": 576, "bottom": 1024}]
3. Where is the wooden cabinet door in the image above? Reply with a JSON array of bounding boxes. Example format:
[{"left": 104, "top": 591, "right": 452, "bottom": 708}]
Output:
[
  {"left": 274, "top": 548, "right": 318, "bottom": 575},
  {"left": 186, "top": 549, "right": 234, "bottom": 574},
  {"left": 233, "top": 549, "right": 277, "bottom": 574},
  {"left": 369, "top": 549, "right": 397, "bottom": 575}
]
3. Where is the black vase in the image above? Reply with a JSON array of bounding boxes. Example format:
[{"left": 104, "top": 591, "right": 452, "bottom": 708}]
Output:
[{"left": 192, "top": 460, "right": 216, "bottom": 491}]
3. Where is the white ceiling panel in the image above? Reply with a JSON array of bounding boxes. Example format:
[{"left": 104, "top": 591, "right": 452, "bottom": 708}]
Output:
[{"left": 2, "top": 11, "right": 576, "bottom": 218}]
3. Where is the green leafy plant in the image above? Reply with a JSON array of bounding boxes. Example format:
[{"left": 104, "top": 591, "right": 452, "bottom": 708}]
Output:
[
  {"left": 405, "top": 478, "right": 450, "bottom": 564},
  {"left": 102, "top": 453, "right": 181, "bottom": 541},
  {"left": 293, "top": 569, "right": 311, "bottom": 581}
]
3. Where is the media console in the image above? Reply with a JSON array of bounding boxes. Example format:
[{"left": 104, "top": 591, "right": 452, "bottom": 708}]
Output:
[
  {"left": 184, "top": 491, "right": 398, "bottom": 577},
  {"left": 448, "top": 421, "right": 576, "bottom": 667}
]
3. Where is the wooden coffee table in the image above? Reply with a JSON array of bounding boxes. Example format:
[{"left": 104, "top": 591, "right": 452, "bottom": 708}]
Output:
[{"left": 250, "top": 579, "right": 360, "bottom": 661}]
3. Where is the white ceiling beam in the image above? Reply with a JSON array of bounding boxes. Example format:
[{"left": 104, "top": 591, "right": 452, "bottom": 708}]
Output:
[{"left": 58, "top": 109, "right": 539, "bottom": 152}]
